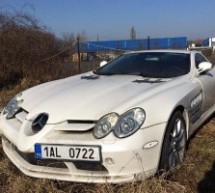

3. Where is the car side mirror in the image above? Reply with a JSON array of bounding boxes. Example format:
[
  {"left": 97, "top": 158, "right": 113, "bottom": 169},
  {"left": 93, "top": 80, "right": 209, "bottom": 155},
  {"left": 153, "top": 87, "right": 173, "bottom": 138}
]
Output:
[
  {"left": 198, "top": 62, "right": 212, "bottom": 75},
  {"left": 100, "top": 60, "right": 107, "bottom": 67}
]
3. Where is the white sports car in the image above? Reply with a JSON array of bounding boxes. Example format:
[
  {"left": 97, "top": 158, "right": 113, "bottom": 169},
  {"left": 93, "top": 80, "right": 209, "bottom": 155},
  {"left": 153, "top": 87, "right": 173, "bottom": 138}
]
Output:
[{"left": 0, "top": 50, "right": 215, "bottom": 183}]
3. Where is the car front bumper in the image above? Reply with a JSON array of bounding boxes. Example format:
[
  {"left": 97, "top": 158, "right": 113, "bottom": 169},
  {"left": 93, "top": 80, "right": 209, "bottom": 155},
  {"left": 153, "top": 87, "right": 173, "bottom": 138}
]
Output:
[{"left": 0, "top": 113, "right": 166, "bottom": 183}]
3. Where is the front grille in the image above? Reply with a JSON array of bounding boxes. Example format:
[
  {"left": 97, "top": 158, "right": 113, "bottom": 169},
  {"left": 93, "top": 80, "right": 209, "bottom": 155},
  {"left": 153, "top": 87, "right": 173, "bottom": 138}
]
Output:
[
  {"left": 15, "top": 147, "right": 107, "bottom": 172},
  {"left": 54, "top": 120, "right": 96, "bottom": 132},
  {"left": 73, "top": 162, "right": 108, "bottom": 172},
  {"left": 5, "top": 136, "right": 108, "bottom": 173},
  {"left": 67, "top": 120, "right": 96, "bottom": 124}
]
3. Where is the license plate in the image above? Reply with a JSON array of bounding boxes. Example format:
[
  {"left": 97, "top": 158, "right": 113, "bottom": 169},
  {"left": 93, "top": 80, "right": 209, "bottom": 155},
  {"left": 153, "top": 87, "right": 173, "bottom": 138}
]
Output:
[{"left": 35, "top": 144, "right": 101, "bottom": 162}]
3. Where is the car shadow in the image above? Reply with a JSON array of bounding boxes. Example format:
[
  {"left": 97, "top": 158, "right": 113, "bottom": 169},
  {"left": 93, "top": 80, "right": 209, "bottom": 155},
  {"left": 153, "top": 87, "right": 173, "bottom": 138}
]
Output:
[
  {"left": 197, "top": 160, "right": 215, "bottom": 193},
  {"left": 186, "top": 112, "right": 215, "bottom": 149},
  {"left": 185, "top": 113, "right": 215, "bottom": 193}
]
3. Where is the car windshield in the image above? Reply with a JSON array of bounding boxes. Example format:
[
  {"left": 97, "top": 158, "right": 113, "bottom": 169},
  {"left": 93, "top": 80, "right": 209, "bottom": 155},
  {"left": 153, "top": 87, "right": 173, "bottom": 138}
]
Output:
[{"left": 95, "top": 52, "right": 190, "bottom": 78}]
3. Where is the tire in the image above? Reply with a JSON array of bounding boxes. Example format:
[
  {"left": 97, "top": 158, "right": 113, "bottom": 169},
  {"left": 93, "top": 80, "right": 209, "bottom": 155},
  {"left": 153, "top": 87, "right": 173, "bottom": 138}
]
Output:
[{"left": 159, "top": 111, "right": 187, "bottom": 173}]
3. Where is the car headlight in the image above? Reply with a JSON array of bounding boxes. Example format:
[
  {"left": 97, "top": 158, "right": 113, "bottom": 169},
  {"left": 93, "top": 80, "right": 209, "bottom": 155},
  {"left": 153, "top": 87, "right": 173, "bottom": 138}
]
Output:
[
  {"left": 2, "top": 93, "right": 23, "bottom": 119},
  {"left": 93, "top": 108, "right": 146, "bottom": 139},
  {"left": 93, "top": 113, "right": 119, "bottom": 139},
  {"left": 114, "top": 108, "right": 145, "bottom": 138}
]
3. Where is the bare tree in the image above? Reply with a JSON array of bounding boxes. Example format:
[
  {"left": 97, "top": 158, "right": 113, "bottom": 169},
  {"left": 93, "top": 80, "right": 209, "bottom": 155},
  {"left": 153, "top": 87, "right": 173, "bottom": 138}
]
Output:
[
  {"left": 58, "top": 32, "right": 76, "bottom": 57},
  {"left": 0, "top": 10, "right": 63, "bottom": 86}
]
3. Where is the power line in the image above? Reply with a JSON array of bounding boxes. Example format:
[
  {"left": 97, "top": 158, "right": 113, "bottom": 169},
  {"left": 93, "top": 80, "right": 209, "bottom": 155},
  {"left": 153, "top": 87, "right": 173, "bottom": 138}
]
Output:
[
  {"left": 39, "top": 40, "right": 131, "bottom": 63},
  {"left": 40, "top": 46, "right": 72, "bottom": 62}
]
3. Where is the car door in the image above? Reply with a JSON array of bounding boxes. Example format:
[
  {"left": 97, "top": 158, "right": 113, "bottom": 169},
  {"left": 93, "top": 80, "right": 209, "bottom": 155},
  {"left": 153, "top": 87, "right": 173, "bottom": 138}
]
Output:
[{"left": 195, "top": 53, "right": 215, "bottom": 112}]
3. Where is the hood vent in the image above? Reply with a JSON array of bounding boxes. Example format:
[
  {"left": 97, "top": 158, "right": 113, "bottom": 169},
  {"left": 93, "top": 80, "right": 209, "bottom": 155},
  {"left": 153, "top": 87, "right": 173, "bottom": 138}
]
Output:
[
  {"left": 81, "top": 75, "right": 99, "bottom": 80},
  {"left": 133, "top": 78, "right": 166, "bottom": 84}
]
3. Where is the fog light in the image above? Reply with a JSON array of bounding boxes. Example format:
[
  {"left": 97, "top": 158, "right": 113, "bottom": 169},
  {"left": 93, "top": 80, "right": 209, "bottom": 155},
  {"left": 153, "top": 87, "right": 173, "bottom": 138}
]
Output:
[{"left": 105, "top": 157, "right": 115, "bottom": 165}]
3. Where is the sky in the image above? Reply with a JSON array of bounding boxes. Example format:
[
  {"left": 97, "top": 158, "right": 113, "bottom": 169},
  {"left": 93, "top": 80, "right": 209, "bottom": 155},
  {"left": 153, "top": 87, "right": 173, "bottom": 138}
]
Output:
[{"left": 0, "top": 0, "right": 215, "bottom": 41}]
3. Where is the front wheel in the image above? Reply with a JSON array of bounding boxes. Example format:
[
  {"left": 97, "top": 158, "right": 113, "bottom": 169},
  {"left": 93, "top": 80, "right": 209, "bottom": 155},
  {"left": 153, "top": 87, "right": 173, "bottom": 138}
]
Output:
[{"left": 159, "top": 111, "right": 187, "bottom": 173}]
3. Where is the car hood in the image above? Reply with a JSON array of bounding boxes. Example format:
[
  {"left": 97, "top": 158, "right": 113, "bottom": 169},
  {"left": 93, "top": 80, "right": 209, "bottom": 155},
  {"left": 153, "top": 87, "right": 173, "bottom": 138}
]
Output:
[{"left": 22, "top": 73, "right": 174, "bottom": 123}]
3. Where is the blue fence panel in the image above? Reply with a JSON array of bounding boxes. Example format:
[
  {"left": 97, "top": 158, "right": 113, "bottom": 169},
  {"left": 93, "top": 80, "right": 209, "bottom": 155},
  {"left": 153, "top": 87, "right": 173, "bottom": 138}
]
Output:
[
  {"left": 169, "top": 37, "right": 188, "bottom": 48},
  {"left": 79, "top": 37, "right": 188, "bottom": 52}
]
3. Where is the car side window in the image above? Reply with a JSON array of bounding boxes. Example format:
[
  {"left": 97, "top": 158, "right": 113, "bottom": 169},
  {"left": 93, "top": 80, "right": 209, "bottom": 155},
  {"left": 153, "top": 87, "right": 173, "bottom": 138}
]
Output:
[{"left": 195, "top": 53, "right": 207, "bottom": 69}]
